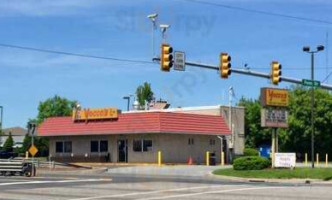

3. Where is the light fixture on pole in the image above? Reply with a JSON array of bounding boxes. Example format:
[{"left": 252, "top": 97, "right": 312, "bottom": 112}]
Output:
[
  {"left": 147, "top": 13, "right": 158, "bottom": 57},
  {"left": 160, "top": 24, "right": 170, "bottom": 43},
  {"left": 123, "top": 95, "right": 133, "bottom": 111},
  {"left": 302, "top": 45, "right": 325, "bottom": 169}
]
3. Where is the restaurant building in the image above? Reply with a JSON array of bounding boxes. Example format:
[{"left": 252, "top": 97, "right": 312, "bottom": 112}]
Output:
[{"left": 38, "top": 105, "right": 244, "bottom": 164}]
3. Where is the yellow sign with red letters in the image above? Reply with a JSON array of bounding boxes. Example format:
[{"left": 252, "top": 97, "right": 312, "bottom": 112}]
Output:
[
  {"left": 73, "top": 107, "right": 118, "bottom": 121},
  {"left": 261, "top": 88, "right": 289, "bottom": 107}
]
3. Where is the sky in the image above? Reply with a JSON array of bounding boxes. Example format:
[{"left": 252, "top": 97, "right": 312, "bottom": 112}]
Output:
[{"left": 0, "top": 0, "right": 331, "bottom": 128}]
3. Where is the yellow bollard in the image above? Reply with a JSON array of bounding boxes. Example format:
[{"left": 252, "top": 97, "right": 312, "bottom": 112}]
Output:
[
  {"left": 316, "top": 153, "right": 319, "bottom": 166},
  {"left": 25, "top": 151, "right": 29, "bottom": 159},
  {"left": 206, "top": 151, "right": 210, "bottom": 166},
  {"left": 326, "top": 154, "right": 328, "bottom": 167},
  {"left": 158, "top": 151, "right": 162, "bottom": 166},
  {"left": 221, "top": 151, "right": 225, "bottom": 166},
  {"left": 305, "top": 153, "right": 308, "bottom": 166}
]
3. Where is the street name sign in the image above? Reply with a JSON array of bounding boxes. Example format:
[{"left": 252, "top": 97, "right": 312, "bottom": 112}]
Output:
[
  {"left": 174, "top": 51, "right": 185, "bottom": 71},
  {"left": 302, "top": 79, "right": 321, "bottom": 88}
]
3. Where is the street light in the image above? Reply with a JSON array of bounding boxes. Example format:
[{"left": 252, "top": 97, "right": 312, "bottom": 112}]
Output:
[
  {"left": 302, "top": 45, "right": 325, "bottom": 168},
  {"left": 160, "top": 24, "right": 170, "bottom": 43},
  {"left": 147, "top": 13, "right": 158, "bottom": 57},
  {"left": 123, "top": 95, "right": 133, "bottom": 111},
  {"left": 0, "top": 106, "right": 3, "bottom": 131},
  {"left": 0, "top": 106, "right": 3, "bottom": 146}
]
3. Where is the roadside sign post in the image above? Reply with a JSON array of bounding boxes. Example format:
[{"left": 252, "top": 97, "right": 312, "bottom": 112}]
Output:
[
  {"left": 174, "top": 51, "right": 185, "bottom": 71},
  {"left": 260, "top": 88, "right": 289, "bottom": 168}
]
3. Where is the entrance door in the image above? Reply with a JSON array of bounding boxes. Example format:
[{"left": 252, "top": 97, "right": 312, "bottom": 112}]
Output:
[{"left": 118, "top": 139, "right": 128, "bottom": 162}]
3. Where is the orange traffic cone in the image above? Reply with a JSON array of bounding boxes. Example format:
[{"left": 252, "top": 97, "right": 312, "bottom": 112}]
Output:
[{"left": 188, "top": 156, "right": 193, "bottom": 165}]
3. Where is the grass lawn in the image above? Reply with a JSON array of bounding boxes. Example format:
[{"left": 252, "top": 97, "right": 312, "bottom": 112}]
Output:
[{"left": 213, "top": 168, "right": 332, "bottom": 180}]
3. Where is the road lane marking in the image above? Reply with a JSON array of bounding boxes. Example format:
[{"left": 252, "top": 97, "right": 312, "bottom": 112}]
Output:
[
  {"left": 0, "top": 179, "right": 111, "bottom": 186},
  {"left": 137, "top": 186, "right": 288, "bottom": 200},
  {"left": 69, "top": 185, "right": 238, "bottom": 200}
]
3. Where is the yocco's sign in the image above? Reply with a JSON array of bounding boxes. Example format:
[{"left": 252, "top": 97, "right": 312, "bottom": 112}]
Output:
[
  {"left": 261, "top": 88, "right": 289, "bottom": 107},
  {"left": 275, "top": 153, "right": 296, "bottom": 168},
  {"left": 73, "top": 107, "right": 118, "bottom": 121}
]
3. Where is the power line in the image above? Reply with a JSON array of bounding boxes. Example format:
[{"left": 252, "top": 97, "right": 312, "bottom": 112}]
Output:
[
  {"left": 180, "top": 0, "right": 332, "bottom": 25},
  {"left": 0, "top": 43, "right": 154, "bottom": 64}
]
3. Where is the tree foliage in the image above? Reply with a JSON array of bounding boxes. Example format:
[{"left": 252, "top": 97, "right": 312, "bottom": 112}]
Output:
[
  {"left": 237, "top": 97, "right": 270, "bottom": 147},
  {"left": 136, "top": 82, "right": 154, "bottom": 108},
  {"left": 35, "top": 95, "right": 77, "bottom": 125},
  {"left": 238, "top": 86, "right": 332, "bottom": 156},
  {"left": 25, "top": 95, "right": 77, "bottom": 156},
  {"left": 3, "top": 132, "right": 14, "bottom": 152},
  {"left": 279, "top": 87, "right": 332, "bottom": 155}
]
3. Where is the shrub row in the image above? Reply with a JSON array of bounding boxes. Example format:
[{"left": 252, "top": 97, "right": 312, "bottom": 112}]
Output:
[{"left": 233, "top": 156, "right": 271, "bottom": 170}]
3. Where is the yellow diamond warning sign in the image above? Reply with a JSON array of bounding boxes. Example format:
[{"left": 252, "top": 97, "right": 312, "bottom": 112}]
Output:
[{"left": 29, "top": 144, "right": 38, "bottom": 157}]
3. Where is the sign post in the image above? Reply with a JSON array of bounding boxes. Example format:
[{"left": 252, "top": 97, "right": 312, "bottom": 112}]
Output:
[{"left": 260, "top": 88, "right": 289, "bottom": 168}]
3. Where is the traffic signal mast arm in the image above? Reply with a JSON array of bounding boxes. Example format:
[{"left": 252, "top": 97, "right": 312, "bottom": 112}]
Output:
[{"left": 152, "top": 57, "right": 332, "bottom": 91}]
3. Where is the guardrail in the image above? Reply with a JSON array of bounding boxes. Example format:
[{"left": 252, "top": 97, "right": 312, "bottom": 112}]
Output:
[{"left": 0, "top": 160, "right": 35, "bottom": 177}]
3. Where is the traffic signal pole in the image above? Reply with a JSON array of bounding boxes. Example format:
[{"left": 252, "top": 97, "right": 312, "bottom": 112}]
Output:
[{"left": 152, "top": 57, "right": 332, "bottom": 91}]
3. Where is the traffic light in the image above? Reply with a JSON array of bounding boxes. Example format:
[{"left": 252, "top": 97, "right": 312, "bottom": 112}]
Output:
[
  {"left": 161, "top": 43, "right": 173, "bottom": 72},
  {"left": 271, "top": 61, "right": 282, "bottom": 85},
  {"left": 220, "top": 53, "right": 231, "bottom": 78}
]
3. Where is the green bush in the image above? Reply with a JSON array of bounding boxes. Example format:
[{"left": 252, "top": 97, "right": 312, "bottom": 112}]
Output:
[
  {"left": 243, "top": 148, "right": 259, "bottom": 156},
  {"left": 233, "top": 156, "right": 271, "bottom": 170}
]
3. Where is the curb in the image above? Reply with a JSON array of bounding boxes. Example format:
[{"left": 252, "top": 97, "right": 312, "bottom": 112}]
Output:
[
  {"left": 208, "top": 172, "right": 332, "bottom": 185},
  {"left": 37, "top": 167, "right": 108, "bottom": 176}
]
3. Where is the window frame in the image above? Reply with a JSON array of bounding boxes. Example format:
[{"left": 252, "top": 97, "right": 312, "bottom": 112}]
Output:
[
  {"left": 90, "top": 140, "right": 99, "bottom": 153},
  {"left": 99, "top": 140, "right": 108, "bottom": 152}
]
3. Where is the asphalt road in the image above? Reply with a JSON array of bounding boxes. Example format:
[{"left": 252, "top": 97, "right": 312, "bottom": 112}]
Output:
[{"left": 0, "top": 170, "right": 332, "bottom": 199}]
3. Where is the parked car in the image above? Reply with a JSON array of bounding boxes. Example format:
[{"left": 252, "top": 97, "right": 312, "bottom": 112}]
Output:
[{"left": 0, "top": 150, "right": 18, "bottom": 159}]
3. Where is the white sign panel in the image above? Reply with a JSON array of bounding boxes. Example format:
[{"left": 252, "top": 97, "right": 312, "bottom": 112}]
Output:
[
  {"left": 275, "top": 153, "right": 296, "bottom": 168},
  {"left": 174, "top": 51, "right": 185, "bottom": 71},
  {"left": 261, "top": 108, "right": 288, "bottom": 128}
]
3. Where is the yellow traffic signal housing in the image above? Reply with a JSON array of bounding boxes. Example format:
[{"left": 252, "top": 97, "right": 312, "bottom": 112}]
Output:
[
  {"left": 271, "top": 61, "right": 282, "bottom": 85},
  {"left": 161, "top": 43, "right": 173, "bottom": 72},
  {"left": 220, "top": 53, "right": 231, "bottom": 78}
]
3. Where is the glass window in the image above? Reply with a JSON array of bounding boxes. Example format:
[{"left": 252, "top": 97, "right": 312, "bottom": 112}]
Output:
[
  {"left": 56, "top": 142, "right": 63, "bottom": 153},
  {"left": 100, "top": 140, "right": 108, "bottom": 152},
  {"left": 91, "top": 141, "right": 99, "bottom": 152},
  {"left": 133, "top": 140, "right": 142, "bottom": 152},
  {"left": 188, "top": 138, "right": 194, "bottom": 145},
  {"left": 64, "top": 141, "right": 72, "bottom": 153},
  {"left": 210, "top": 139, "right": 216, "bottom": 145},
  {"left": 143, "top": 140, "right": 153, "bottom": 152}
]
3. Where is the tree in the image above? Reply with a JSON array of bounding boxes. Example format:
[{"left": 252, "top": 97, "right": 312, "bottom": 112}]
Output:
[
  {"left": 35, "top": 95, "right": 77, "bottom": 125},
  {"left": 136, "top": 82, "right": 154, "bottom": 109},
  {"left": 21, "top": 133, "right": 32, "bottom": 153},
  {"left": 238, "top": 86, "right": 332, "bottom": 157},
  {"left": 3, "top": 132, "right": 14, "bottom": 152},
  {"left": 279, "top": 87, "right": 332, "bottom": 156},
  {"left": 26, "top": 95, "right": 77, "bottom": 156},
  {"left": 237, "top": 97, "right": 270, "bottom": 148}
]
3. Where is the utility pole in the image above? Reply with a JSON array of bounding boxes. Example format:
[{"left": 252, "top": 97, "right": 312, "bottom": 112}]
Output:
[{"left": 0, "top": 106, "right": 3, "bottom": 146}]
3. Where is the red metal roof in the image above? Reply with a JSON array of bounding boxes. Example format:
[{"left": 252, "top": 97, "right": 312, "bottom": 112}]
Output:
[{"left": 38, "top": 112, "right": 231, "bottom": 136}]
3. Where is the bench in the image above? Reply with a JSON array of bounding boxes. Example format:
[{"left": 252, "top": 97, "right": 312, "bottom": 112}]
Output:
[{"left": 0, "top": 161, "right": 35, "bottom": 177}]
